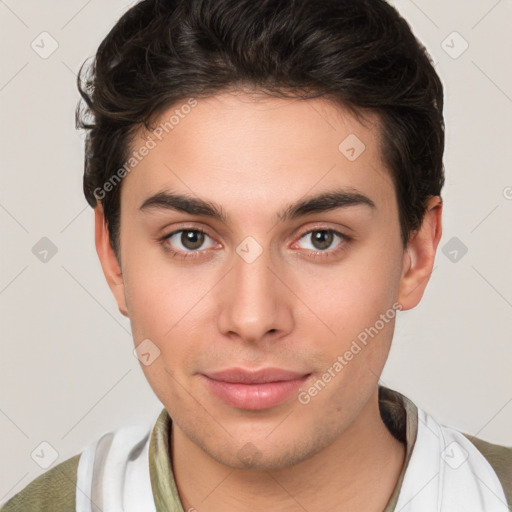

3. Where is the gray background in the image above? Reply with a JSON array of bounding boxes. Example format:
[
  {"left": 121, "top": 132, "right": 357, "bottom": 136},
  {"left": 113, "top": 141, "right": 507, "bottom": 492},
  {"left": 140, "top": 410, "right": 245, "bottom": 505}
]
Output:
[{"left": 1, "top": 0, "right": 511, "bottom": 503}]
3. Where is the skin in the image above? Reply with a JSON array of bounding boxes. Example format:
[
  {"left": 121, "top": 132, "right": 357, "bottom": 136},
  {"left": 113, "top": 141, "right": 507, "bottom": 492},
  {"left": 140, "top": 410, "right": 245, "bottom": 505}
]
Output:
[{"left": 95, "top": 91, "right": 442, "bottom": 511}]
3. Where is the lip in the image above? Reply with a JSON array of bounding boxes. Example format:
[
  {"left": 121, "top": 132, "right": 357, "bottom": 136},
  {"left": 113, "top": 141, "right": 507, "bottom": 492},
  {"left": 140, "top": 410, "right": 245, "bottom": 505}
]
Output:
[
  {"left": 200, "top": 367, "right": 311, "bottom": 410},
  {"left": 204, "top": 367, "right": 309, "bottom": 384}
]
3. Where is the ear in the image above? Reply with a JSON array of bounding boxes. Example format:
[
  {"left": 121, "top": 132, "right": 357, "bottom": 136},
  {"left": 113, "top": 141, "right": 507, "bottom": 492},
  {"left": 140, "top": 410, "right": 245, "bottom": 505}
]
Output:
[
  {"left": 398, "top": 196, "right": 443, "bottom": 310},
  {"left": 94, "top": 203, "right": 129, "bottom": 317}
]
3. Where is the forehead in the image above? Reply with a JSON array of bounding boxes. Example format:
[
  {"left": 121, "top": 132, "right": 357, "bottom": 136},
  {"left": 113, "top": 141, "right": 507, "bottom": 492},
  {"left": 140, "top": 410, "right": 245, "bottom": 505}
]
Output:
[{"left": 120, "top": 92, "right": 395, "bottom": 220}]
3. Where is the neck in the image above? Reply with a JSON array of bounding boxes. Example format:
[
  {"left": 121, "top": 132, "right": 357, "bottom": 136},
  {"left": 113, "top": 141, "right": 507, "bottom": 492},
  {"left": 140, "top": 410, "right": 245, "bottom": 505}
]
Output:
[{"left": 171, "top": 387, "right": 405, "bottom": 512}]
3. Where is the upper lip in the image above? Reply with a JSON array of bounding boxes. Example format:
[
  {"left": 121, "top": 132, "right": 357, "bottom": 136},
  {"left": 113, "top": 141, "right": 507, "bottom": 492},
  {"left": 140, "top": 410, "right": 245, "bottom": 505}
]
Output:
[{"left": 203, "top": 368, "right": 310, "bottom": 384}]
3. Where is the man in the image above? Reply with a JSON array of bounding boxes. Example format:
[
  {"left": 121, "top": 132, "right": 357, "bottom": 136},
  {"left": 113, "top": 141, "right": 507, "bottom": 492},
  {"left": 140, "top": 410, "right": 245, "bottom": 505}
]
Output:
[{"left": 2, "top": 0, "right": 510, "bottom": 510}]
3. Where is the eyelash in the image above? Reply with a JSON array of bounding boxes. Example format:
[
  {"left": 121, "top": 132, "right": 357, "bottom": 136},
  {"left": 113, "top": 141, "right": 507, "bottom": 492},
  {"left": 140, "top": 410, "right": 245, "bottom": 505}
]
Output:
[{"left": 157, "top": 225, "right": 352, "bottom": 261}]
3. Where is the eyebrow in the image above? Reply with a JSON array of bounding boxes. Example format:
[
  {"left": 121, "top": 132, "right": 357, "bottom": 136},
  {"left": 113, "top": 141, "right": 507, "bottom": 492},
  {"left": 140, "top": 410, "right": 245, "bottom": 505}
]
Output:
[{"left": 139, "top": 187, "right": 376, "bottom": 223}]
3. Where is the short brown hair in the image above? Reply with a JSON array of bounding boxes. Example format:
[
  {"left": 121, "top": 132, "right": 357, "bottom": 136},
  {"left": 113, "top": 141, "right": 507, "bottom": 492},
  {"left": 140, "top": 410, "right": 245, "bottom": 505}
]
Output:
[{"left": 77, "top": 0, "right": 445, "bottom": 261}]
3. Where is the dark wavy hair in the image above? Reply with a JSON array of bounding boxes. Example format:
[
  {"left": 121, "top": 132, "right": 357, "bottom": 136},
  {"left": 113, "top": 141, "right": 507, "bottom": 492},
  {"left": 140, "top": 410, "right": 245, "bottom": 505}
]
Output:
[{"left": 76, "top": 0, "right": 445, "bottom": 263}]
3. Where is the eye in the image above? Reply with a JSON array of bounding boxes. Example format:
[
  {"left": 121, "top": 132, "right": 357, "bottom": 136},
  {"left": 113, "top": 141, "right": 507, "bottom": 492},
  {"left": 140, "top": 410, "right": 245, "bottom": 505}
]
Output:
[
  {"left": 159, "top": 228, "right": 216, "bottom": 258},
  {"left": 295, "top": 228, "right": 350, "bottom": 258}
]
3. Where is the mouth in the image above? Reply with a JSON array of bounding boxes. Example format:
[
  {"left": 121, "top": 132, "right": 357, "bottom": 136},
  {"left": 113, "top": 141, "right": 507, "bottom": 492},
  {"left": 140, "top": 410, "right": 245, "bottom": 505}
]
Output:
[{"left": 200, "top": 367, "right": 312, "bottom": 410}]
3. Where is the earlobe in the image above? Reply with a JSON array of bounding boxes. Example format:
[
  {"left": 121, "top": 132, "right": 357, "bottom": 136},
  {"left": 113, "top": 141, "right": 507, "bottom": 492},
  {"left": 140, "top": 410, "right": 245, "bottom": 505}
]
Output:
[
  {"left": 94, "top": 204, "right": 129, "bottom": 317},
  {"left": 398, "top": 196, "right": 443, "bottom": 311}
]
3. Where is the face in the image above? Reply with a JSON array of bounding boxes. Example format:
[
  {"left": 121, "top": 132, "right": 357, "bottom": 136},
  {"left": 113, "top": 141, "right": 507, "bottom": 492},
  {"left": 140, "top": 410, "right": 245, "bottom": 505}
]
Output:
[{"left": 96, "top": 91, "right": 434, "bottom": 471}]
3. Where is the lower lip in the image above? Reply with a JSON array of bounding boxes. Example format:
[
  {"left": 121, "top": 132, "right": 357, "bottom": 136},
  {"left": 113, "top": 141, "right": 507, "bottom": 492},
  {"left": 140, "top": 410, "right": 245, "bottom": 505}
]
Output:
[{"left": 201, "top": 374, "right": 311, "bottom": 410}]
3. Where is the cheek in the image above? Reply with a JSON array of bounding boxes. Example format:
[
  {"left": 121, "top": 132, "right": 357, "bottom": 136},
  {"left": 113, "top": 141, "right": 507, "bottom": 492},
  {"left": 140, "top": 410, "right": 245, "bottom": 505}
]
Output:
[
  {"left": 300, "top": 244, "right": 401, "bottom": 333},
  {"left": 122, "top": 258, "right": 204, "bottom": 406},
  {"left": 122, "top": 246, "right": 194, "bottom": 334},
  {"left": 123, "top": 271, "right": 170, "bottom": 341},
  {"left": 291, "top": 238, "right": 402, "bottom": 386},
  {"left": 122, "top": 252, "right": 215, "bottom": 371}
]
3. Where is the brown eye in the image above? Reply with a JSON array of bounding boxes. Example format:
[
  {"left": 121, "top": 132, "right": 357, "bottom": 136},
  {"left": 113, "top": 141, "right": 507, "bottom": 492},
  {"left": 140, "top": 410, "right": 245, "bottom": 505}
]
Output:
[
  {"left": 310, "top": 230, "right": 335, "bottom": 250},
  {"left": 299, "top": 229, "right": 342, "bottom": 251},
  {"left": 180, "top": 230, "right": 205, "bottom": 250},
  {"left": 295, "top": 228, "right": 351, "bottom": 259},
  {"left": 161, "top": 228, "right": 215, "bottom": 256}
]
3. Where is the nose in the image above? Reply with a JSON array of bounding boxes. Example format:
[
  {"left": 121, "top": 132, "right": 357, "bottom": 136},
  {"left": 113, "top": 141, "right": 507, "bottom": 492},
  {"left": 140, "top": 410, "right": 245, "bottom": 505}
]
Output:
[{"left": 216, "top": 241, "right": 294, "bottom": 345}]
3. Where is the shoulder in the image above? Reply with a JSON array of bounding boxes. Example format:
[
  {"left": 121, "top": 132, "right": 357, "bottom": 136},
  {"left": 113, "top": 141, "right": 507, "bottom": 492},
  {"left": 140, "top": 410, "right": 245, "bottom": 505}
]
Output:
[
  {"left": 0, "top": 412, "right": 164, "bottom": 512},
  {"left": 464, "top": 433, "right": 512, "bottom": 508},
  {"left": 0, "top": 453, "right": 80, "bottom": 512}
]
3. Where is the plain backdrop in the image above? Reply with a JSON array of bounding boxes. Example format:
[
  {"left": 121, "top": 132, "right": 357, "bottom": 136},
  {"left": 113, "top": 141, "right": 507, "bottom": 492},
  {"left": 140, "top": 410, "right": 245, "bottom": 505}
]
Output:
[{"left": 1, "top": 0, "right": 511, "bottom": 503}]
